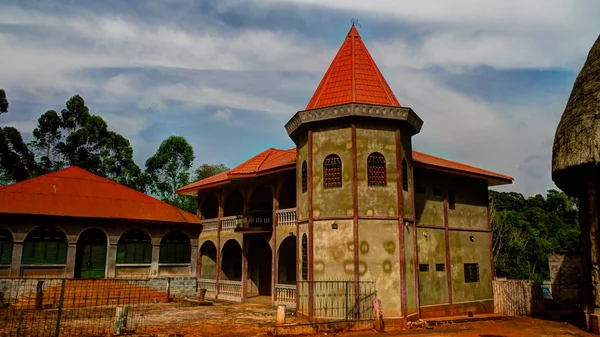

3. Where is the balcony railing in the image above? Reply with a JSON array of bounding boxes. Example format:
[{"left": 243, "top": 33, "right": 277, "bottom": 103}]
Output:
[
  {"left": 276, "top": 208, "right": 297, "bottom": 226},
  {"left": 275, "top": 284, "right": 296, "bottom": 308},
  {"left": 248, "top": 210, "right": 272, "bottom": 228},
  {"left": 218, "top": 280, "right": 242, "bottom": 302},
  {"left": 222, "top": 215, "right": 242, "bottom": 231},
  {"left": 201, "top": 218, "right": 219, "bottom": 232},
  {"left": 198, "top": 279, "right": 217, "bottom": 299}
]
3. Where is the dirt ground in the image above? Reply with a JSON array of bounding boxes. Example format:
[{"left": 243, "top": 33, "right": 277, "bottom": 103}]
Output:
[{"left": 141, "top": 301, "right": 595, "bottom": 337}]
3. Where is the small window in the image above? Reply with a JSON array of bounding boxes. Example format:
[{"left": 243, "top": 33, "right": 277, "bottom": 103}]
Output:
[
  {"left": 323, "top": 154, "right": 342, "bottom": 189},
  {"left": 448, "top": 191, "right": 456, "bottom": 210},
  {"left": 464, "top": 263, "right": 480, "bottom": 283},
  {"left": 415, "top": 185, "right": 425, "bottom": 194},
  {"left": 367, "top": 152, "right": 386, "bottom": 186},
  {"left": 402, "top": 158, "right": 408, "bottom": 191},
  {"left": 436, "top": 263, "right": 445, "bottom": 272},
  {"left": 117, "top": 230, "right": 152, "bottom": 264},
  {"left": 419, "top": 264, "right": 429, "bottom": 272},
  {"left": 433, "top": 188, "right": 443, "bottom": 197},
  {"left": 21, "top": 226, "right": 67, "bottom": 265},
  {"left": 301, "top": 234, "right": 308, "bottom": 280},
  {"left": 301, "top": 161, "right": 308, "bottom": 193}
]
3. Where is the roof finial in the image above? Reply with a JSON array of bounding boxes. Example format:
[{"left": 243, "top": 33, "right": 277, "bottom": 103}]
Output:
[{"left": 350, "top": 17, "right": 362, "bottom": 28}]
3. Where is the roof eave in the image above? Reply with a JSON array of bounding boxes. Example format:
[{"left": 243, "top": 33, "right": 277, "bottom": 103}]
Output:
[{"left": 413, "top": 163, "right": 513, "bottom": 186}]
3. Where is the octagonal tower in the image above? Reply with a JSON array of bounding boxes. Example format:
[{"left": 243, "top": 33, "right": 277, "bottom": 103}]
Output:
[{"left": 285, "top": 24, "right": 423, "bottom": 319}]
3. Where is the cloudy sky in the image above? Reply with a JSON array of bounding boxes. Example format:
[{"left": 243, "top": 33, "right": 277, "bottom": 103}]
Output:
[{"left": 1, "top": 0, "right": 599, "bottom": 196}]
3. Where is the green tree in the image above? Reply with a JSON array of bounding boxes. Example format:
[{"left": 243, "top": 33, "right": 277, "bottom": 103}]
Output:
[
  {"left": 193, "top": 163, "right": 229, "bottom": 181},
  {"left": 100, "top": 131, "right": 147, "bottom": 192},
  {"left": 490, "top": 189, "right": 580, "bottom": 281},
  {"left": 0, "top": 127, "right": 37, "bottom": 184},
  {"left": 0, "top": 89, "right": 8, "bottom": 115},
  {"left": 31, "top": 110, "right": 63, "bottom": 172},
  {"left": 145, "top": 136, "right": 195, "bottom": 211}
]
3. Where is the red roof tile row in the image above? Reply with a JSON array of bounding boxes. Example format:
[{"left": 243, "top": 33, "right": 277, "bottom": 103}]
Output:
[
  {"left": 0, "top": 166, "right": 200, "bottom": 224},
  {"left": 305, "top": 25, "right": 401, "bottom": 110},
  {"left": 178, "top": 148, "right": 513, "bottom": 194}
]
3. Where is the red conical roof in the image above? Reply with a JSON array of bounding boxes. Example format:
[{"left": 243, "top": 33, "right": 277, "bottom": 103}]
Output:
[{"left": 306, "top": 25, "right": 401, "bottom": 110}]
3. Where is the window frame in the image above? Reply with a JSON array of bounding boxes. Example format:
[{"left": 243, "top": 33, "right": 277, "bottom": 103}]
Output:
[
  {"left": 21, "top": 226, "right": 67, "bottom": 265},
  {"left": 464, "top": 263, "right": 480, "bottom": 283},
  {"left": 402, "top": 158, "right": 408, "bottom": 191},
  {"left": 117, "top": 230, "right": 152, "bottom": 265},
  {"left": 301, "top": 234, "right": 308, "bottom": 280},
  {"left": 301, "top": 161, "right": 308, "bottom": 194},
  {"left": 323, "top": 154, "right": 342, "bottom": 189},
  {"left": 0, "top": 228, "right": 13, "bottom": 265},
  {"left": 159, "top": 231, "right": 192, "bottom": 264},
  {"left": 367, "top": 152, "right": 387, "bottom": 187}
]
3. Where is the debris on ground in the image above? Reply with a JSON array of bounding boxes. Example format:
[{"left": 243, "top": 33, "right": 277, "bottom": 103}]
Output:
[{"left": 406, "top": 319, "right": 432, "bottom": 329}]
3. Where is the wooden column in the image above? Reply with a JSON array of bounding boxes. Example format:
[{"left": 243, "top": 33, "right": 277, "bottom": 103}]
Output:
[
  {"left": 271, "top": 183, "right": 279, "bottom": 304},
  {"left": 443, "top": 195, "right": 454, "bottom": 315},
  {"left": 307, "top": 128, "right": 314, "bottom": 320},
  {"left": 395, "top": 128, "right": 407, "bottom": 319},
  {"left": 216, "top": 191, "right": 223, "bottom": 299}
]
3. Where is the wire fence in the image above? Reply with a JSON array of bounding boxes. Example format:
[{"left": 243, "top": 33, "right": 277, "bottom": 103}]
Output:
[
  {"left": 297, "top": 280, "right": 377, "bottom": 322},
  {"left": 0, "top": 278, "right": 163, "bottom": 336}
]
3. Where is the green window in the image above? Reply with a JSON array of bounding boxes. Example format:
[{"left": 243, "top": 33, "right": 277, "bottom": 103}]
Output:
[
  {"left": 0, "top": 228, "right": 13, "bottom": 264},
  {"left": 117, "top": 230, "right": 152, "bottom": 264},
  {"left": 159, "top": 231, "right": 191, "bottom": 264},
  {"left": 21, "top": 226, "right": 67, "bottom": 265}
]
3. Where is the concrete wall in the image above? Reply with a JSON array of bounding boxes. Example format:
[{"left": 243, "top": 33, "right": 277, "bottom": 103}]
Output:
[
  {"left": 312, "top": 125, "right": 353, "bottom": 218},
  {"left": 416, "top": 227, "right": 448, "bottom": 306},
  {"left": 405, "top": 223, "right": 418, "bottom": 315},
  {"left": 356, "top": 124, "right": 398, "bottom": 217},
  {"left": 358, "top": 219, "right": 401, "bottom": 317},
  {"left": 449, "top": 231, "right": 493, "bottom": 303},
  {"left": 313, "top": 219, "right": 354, "bottom": 280},
  {"left": 297, "top": 134, "right": 309, "bottom": 222}
]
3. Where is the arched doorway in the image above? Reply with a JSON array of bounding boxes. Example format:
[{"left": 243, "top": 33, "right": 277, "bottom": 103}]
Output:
[
  {"left": 247, "top": 237, "right": 272, "bottom": 296},
  {"left": 199, "top": 241, "right": 217, "bottom": 279},
  {"left": 201, "top": 194, "right": 219, "bottom": 219},
  {"left": 278, "top": 236, "right": 296, "bottom": 285},
  {"left": 221, "top": 240, "right": 242, "bottom": 281},
  {"left": 75, "top": 228, "right": 107, "bottom": 279},
  {"left": 249, "top": 185, "right": 273, "bottom": 228}
]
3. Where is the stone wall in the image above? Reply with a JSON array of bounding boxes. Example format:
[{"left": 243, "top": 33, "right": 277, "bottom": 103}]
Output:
[
  {"left": 145, "top": 277, "right": 198, "bottom": 299},
  {"left": 548, "top": 252, "right": 583, "bottom": 303}
]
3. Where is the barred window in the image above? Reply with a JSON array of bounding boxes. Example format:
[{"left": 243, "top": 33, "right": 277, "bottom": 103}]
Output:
[
  {"left": 367, "top": 152, "right": 386, "bottom": 186},
  {"left": 419, "top": 264, "right": 429, "bottom": 272},
  {"left": 464, "top": 263, "right": 480, "bottom": 283},
  {"left": 159, "top": 231, "right": 191, "bottom": 264},
  {"left": 301, "top": 234, "right": 308, "bottom": 280},
  {"left": 323, "top": 154, "right": 342, "bottom": 189},
  {"left": 21, "top": 226, "right": 67, "bottom": 265},
  {"left": 301, "top": 161, "right": 308, "bottom": 193},
  {"left": 436, "top": 263, "right": 445, "bottom": 272},
  {"left": 117, "top": 230, "right": 152, "bottom": 264}
]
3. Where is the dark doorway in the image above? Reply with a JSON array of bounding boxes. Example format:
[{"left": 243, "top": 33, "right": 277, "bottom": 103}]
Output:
[
  {"left": 75, "top": 228, "right": 107, "bottom": 279},
  {"left": 221, "top": 240, "right": 242, "bottom": 281},
  {"left": 278, "top": 236, "right": 297, "bottom": 285},
  {"left": 247, "top": 237, "right": 272, "bottom": 296}
]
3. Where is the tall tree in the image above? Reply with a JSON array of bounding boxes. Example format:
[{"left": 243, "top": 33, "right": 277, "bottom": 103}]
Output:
[
  {"left": 100, "top": 131, "right": 147, "bottom": 192},
  {"left": 145, "top": 136, "right": 195, "bottom": 210},
  {"left": 193, "top": 163, "right": 229, "bottom": 181},
  {"left": 0, "top": 127, "right": 37, "bottom": 183},
  {"left": 0, "top": 89, "right": 7, "bottom": 115},
  {"left": 31, "top": 110, "right": 63, "bottom": 172}
]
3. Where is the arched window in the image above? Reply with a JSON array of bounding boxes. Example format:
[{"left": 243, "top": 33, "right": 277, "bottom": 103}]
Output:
[
  {"left": 301, "top": 161, "right": 308, "bottom": 193},
  {"left": 159, "top": 231, "right": 191, "bottom": 264},
  {"left": 323, "top": 154, "right": 342, "bottom": 189},
  {"left": 402, "top": 158, "right": 408, "bottom": 191},
  {"left": 367, "top": 152, "right": 386, "bottom": 186},
  {"left": 301, "top": 234, "right": 308, "bottom": 280},
  {"left": 22, "top": 226, "right": 67, "bottom": 265},
  {"left": 117, "top": 230, "right": 152, "bottom": 264},
  {"left": 0, "top": 228, "right": 14, "bottom": 265}
]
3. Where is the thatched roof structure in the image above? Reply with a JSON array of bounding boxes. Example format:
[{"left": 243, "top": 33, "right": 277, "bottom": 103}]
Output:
[{"left": 552, "top": 35, "right": 600, "bottom": 196}]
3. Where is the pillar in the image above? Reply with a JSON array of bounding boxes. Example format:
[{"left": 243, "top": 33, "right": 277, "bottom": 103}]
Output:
[
  {"left": 150, "top": 243, "right": 160, "bottom": 277},
  {"left": 65, "top": 241, "right": 77, "bottom": 278},
  {"left": 191, "top": 243, "right": 198, "bottom": 277},
  {"left": 106, "top": 242, "right": 118, "bottom": 278},
  {"left": 10, "top": 241, "right": 23, "bottom": 277},
  {"left": 271, "top": 183, "right": 279, "bottom": 304}
]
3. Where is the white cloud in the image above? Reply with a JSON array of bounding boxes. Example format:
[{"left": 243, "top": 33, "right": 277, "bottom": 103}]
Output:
[{"left": 213, "top": 109, "right": 232, "bottom": 122}]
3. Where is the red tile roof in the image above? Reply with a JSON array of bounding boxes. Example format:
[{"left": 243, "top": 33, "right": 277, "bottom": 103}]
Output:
[
  {"left": 178, "top": 148, "right": 513, "bottom": 194},
  {"left": 412, "top": 151, "right": 513, "bottom": 185},
  {"left": 0, "top": 166, "right": 200, "bottom": 224},
  {"left": 178, "top": 148, "right": 297, "bottom": 194},
  {"left": 305, "top": 25, "right": 401, "bottom": 110}
]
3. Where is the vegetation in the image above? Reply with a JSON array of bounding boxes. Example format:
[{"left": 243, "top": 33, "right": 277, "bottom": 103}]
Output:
[
  {"left": 0, "top": 90, "right": 228, "bottom": 214},
  {"left": 490, "top": 189, "right": 580, "bottom": 282}
]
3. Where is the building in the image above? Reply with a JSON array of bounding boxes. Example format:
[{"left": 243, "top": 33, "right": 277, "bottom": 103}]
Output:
[
  {"left": 177, "top": 25, "right": 513, "bottom": 321},
  {"left": 0, "top": 166, "right": 200, "bottom": 279},
  {"left": 552, "top": 34, "right": 600, "bottom": 330}
]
